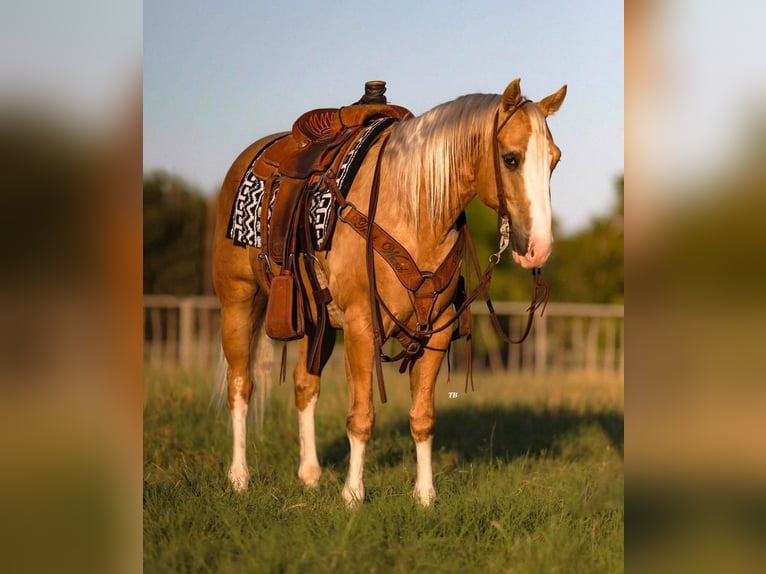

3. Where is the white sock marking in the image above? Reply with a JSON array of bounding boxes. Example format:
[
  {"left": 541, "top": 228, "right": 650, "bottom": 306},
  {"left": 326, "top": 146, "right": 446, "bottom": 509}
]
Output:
[
  {"left": 297, "top": 395, "right": 321, "bottom": 487},
  {"left": 414, "top": 436, "right": 436, "bottom": 506},
  {"left": 228, "top": 376, "right": 249, "bottom": 492},
  {"left": 342, "top": 434, "right": 367, "bottom": 507}
]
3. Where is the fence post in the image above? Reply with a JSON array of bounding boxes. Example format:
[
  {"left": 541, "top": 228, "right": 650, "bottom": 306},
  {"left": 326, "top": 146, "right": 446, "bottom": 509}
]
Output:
[
  {"left": 179, "top": 298, "right": 194, "bottom": 370},
  {"left": 572, "top": 316, "right": 584, "bottom": 373},
  {"left": 585, "top": 317, "right": 599, "bottom": 376},
  {"left": 149, "top": 308, "right": 163, "bottom": 364},
  {"left": 534, "top": 314, "right": 547, "bottom": 377}
]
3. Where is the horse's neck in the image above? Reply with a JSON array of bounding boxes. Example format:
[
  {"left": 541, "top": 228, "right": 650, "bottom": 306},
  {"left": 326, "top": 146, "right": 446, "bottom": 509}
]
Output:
[
  {"left": 376, "top": 176, "right": 471, "bottom": 272},
  {"left": 387, "top": 94, "right": 497, "bottom": 229},
  {"left": 371, "top": 112, "right": 484, "bottom": 265},
  {"left": 387, "top": 118, "right": 485, "bottom": 241}
]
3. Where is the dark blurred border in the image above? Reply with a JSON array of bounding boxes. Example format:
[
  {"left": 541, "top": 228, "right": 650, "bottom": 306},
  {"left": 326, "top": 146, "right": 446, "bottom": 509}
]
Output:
[
  {"left": 627, "top": 1, "right": 766, "bottom": 572},
  {"left": 0, "top": 3, "right": 142, "bottom": 573}
]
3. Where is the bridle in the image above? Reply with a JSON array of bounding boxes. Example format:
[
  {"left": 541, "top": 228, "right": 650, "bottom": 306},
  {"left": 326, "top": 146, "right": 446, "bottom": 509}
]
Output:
[
  {"left": 490, "top": 97, "right": 532, "bottom": 261},
  {"left": 485, "top": 96, "right": 549, "bottom": 345}
]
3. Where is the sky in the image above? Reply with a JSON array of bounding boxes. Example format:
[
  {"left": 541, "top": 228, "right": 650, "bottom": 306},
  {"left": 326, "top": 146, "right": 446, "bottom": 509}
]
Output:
[{"left": 144, "top": 0, "right": 624, "bottom": 234}]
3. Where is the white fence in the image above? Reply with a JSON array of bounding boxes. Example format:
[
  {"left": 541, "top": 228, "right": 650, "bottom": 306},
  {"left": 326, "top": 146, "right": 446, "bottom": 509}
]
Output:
[{"left": 143, "top": 295, "right": 623, "bottom": 379}]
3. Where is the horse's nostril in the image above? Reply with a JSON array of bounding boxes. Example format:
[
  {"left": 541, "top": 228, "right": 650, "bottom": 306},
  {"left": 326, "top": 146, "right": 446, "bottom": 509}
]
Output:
[{"left": 530, "top": 246, "right": 535, "bottom": 257}]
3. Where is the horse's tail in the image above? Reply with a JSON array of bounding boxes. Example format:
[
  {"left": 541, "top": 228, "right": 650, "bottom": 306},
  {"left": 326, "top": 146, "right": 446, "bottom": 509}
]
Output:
[
  {"left": 250, "top": 319, "right": 274, "bottom": 435},
  {"left": 213, "top": 318, "right": 274, "bottom": 436}
]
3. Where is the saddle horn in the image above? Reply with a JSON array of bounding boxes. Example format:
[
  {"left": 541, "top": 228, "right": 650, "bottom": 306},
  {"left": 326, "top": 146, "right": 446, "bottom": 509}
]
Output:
[{"left": 355, "top": 80, "right": 388, "bottom": 105}]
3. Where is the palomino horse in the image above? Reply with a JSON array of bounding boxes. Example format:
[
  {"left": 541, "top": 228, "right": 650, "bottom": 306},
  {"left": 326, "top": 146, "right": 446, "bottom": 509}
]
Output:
[{"left": 212, "top": 79, "right": 566, "bottom": 507}]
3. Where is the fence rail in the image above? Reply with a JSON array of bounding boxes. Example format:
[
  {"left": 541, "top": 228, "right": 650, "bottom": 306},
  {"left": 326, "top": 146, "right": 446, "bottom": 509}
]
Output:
[{"left": 143, "top": 295, "right": 623, "bottom": 379}]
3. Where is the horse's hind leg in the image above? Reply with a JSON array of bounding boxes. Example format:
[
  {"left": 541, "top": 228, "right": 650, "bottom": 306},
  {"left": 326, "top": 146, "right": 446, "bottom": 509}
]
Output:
[
  {"left": 220, "top": 285, "right": 266, "bottom": 492},
  {"left": 294, "top": 338, "right": 321, "bottom": 487},
  {"left": 408, "top": 326, "right": 453, "bottom": 506}
]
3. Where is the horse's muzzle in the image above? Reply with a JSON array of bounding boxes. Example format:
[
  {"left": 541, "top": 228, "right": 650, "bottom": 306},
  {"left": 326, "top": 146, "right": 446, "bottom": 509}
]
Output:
[
  {"left": 512, "top": 238, "right": 552, "bottom": 269},
  {"left": 510, "top": 231, "right": 529, "bottom": 257},
  {"left": 511, "top": 226, "right": 553, "bottom": 269}
]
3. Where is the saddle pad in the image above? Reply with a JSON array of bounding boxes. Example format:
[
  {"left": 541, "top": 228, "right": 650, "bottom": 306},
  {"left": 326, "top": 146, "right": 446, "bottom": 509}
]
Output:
[
  {"left": 225, "top": 137, "right": 284, "bottom": 248},
  {"left": 227, "top": 117, "right": 394, "bottom": 250}
]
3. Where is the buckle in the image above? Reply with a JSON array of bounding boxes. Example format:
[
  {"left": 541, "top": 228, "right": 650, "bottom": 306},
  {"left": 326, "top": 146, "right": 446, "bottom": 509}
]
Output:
[
  {"left": 490, "top": 216, "right": 511, "bottom": 264},
  {"left": 337, "top": 201, "right": 357, "bottom": 224},
  {"left": 405, "top": 340, "right": 422, "bottom": 356}
]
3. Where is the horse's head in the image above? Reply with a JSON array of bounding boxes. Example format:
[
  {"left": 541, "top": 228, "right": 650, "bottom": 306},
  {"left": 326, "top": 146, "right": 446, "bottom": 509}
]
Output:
[{"left": 481, "top": 79, "right": 566, "bottom": 269}]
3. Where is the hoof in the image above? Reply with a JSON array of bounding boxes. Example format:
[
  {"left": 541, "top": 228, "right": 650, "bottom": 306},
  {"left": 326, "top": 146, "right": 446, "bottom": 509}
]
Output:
[
  {"left": 413, "top": 485, "right": 436, "bottom": 507},
  {"left": 298, "top": 464, "right": 322, "bottom": 488},
  {"left": 341, "top": 484, "right": 365, "bottom": 509},
  {"left": 228, "top": 466, "right": 249, "bottom": 493}
]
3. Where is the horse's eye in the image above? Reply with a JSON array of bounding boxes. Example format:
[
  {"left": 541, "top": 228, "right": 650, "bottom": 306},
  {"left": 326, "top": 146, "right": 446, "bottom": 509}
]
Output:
[{"left": 503, "top": 153, "right": 520, "bottom": 170}]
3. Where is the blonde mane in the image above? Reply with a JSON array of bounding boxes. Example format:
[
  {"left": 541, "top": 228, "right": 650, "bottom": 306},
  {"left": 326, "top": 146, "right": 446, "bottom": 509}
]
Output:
[{"left": 385, "top": 93, "right": 501, "bottom": 229}]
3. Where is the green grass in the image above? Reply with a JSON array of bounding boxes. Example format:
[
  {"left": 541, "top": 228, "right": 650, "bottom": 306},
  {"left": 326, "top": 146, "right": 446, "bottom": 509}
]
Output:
[{"left": 144, "top": 363, "right": 623, "bottom": 573}]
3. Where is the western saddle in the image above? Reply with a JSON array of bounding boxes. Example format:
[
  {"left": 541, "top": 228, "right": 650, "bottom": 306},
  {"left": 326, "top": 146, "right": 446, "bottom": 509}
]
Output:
[
  {"left": 254, "top": 102, "right": 413, "bottom": 267},
  {"left": 241, "top": 82, "right": 413, "bottom": 375}
]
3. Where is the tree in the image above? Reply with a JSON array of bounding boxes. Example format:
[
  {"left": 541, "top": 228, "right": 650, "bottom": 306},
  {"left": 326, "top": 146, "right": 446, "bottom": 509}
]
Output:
[
  {"left": 545, "top": 175, "right": 624, "bottom": 303},
  {"left": 465, "top": 174, "right": 624, "bottom": 304},
  {"left": 143, "top": 171, "right": 210, "bottom": 295}
]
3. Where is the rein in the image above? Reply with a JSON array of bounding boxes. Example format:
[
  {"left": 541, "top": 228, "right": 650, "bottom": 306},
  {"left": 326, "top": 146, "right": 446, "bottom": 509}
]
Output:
[{"left": 329, "top": 101, "right": 549, "bottom": 402}]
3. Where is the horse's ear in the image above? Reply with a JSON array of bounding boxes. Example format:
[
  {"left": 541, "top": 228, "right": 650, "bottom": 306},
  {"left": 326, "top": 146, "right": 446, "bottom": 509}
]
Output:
[
  {"left": 537, "top": 85, "right": 567, "bottom": 117},
  {"left": 501, "top": 78, "right": 522, "bottom": 111}
]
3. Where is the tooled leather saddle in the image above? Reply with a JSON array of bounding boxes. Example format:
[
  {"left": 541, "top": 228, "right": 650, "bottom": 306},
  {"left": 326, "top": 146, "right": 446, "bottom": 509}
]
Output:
[{"left": 256, "top": 103, "right": 412, "bottom": 266}]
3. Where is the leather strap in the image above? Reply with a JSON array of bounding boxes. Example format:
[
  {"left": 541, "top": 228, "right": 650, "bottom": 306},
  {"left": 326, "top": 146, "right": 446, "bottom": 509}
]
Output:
[
  {"left": 338, "top": 204, "right": 426, "bottom": 292},
  {"left": 491, "top": 99, "right": 530, "bottom": 223},
  {"left": 339, "top": 204, "right": 466, "bottom": 313},
  {"left": 365, "top": 135, "right": 391, "bottom": 403}
]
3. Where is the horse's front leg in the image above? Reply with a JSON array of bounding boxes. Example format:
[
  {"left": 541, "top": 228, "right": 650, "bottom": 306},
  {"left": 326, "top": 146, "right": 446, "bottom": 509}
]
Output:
[
  {"left": 341, "top": 314, "right": 376, "bottom": 508},
  {"left": 408, "top": 325, "right": 453, "bottom": 507}
]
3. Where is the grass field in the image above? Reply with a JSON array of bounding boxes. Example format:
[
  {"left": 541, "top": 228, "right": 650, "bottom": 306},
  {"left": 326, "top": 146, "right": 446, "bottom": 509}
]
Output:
[{"left": 144, "top": 360, "right": 623, "bottom": 573}]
